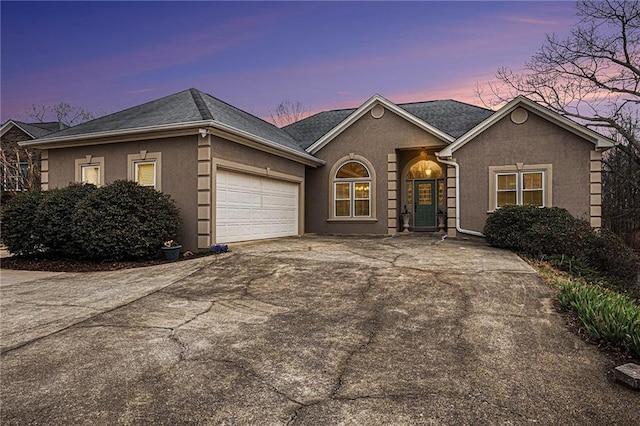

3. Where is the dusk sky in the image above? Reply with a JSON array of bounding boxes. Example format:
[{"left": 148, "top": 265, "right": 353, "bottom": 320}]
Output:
[{"left": 1, "top": 1, "right": 579, "bottom": 125}]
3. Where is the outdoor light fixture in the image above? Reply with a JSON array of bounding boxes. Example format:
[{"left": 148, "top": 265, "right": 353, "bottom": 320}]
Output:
[{"left": 199, "top": 128, "right": 209, "bottom": 138}]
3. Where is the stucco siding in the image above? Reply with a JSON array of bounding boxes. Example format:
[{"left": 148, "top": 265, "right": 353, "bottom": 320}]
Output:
[
  {"left": 306, "top": 106, "right": 447, "bottom": 234},
  {"left": 46, "top": 136, "right": 200, "bottom": 250},
  {"left": 455, "top": 109, "right": 592, "bottom": 233},
  {"left": 211, "top": 137, "right": 305, "bottom": 178}
]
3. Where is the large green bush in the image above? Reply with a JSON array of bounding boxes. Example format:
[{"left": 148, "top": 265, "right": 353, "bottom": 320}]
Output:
[
  {"left": 36, "top": 183, "right": 97, "bottom": 256},
  {"left": 1, "top": 180, "right": 181, "bottom": 261},
  {"left": 1, "top": 190, "right": 44, "bottom": 256},
  {"left": 484, "top": 205, "right": 638, "bottom": 286},
  {"left": 71, "top": 180, "right": 181, "bottom": 260}
]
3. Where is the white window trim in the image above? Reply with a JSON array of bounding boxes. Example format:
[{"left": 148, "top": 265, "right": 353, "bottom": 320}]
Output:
[
  {"left": 334, "top": 180, "right": 371, "bottom": 218},
  {"left": 134, "top": 160, "right": 156, "bottom": 188},
  {"left": 488, "top": 164, "right": 552, "bottom": 212},
  {"left": 74, "top": 155, "right": 105, "bottom": 186},
  {"left": 127, "top": 151, "right": 162, "bottom": 191},
  {"left": 328, "top": 155, "right": 376, "bottom": 221}
]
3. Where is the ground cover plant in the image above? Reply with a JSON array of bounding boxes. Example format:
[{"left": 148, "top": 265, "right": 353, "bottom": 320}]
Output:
[{"left": 1, "top": 180, "right": 181, "bottom": 262}]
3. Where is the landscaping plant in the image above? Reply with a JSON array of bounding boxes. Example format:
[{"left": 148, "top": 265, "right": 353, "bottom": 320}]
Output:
[
  {"left": 556, "top": 279, "right": 640, "bottom": 356},
  {"left": 1, "top": 180, "right": 181, "bottom": 261}
]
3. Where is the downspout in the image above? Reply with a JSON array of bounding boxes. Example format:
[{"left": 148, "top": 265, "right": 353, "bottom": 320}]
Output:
[{"left": 435, "top": 155, "right": 484, "bottom": 237}]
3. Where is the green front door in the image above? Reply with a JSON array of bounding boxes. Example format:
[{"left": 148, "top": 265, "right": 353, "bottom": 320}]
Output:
[{"left": 414, "top": 180, "right": 437, "bottom": 227}]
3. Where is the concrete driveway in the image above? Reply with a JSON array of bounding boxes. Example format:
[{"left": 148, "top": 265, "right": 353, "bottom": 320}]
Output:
[{"left": 1, "top": 235, "right": 637, "bottom": 425}]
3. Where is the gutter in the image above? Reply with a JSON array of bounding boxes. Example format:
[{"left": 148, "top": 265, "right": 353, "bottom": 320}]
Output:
[{"left": 435, "top": 154, "right": 484, "bottom": 237}]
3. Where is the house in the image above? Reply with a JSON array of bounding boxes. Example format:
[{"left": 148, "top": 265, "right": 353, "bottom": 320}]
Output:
[
  {"left": 19, "top": 88, "right": 614, "bottom": 251},
  {"left": 0, "top": 120, "right": 63, "bottom": 200}
]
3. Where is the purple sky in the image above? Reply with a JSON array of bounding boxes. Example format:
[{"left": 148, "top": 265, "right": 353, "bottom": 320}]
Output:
[{"left": 1, "top": 1, "right": 578, "bottom": 124}]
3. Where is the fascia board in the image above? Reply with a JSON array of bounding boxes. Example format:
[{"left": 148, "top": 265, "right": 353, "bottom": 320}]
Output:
[
  {"left": 18, "top": 120, "right": 211, "bottom": 148},
  {"left": 439, "top": 96, "right": 615, "bottom": 158},
  {"left": 18, "top": 119, "right": 324, "bottom": 167},
  {"left": 306, "top": 94, "right": 454, "bottom": 155}
]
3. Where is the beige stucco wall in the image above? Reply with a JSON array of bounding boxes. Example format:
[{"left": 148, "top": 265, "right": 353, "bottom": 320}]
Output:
[
  {"left": 46, "top": 135, "right": 200, "bottom": 250},
  {"left": 306, "top": 106, "right": 446, "bottom": 234},
  {"left": 46, "top": 134, "right": 308, "bottom": 251},
  {"left": 454, "top": 108, "right": 593, "bottom": 233},
  {"left": 211, "top": 137, "right": 306, "bottom": 178}
]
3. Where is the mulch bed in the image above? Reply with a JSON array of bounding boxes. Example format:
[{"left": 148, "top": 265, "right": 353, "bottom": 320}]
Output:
[{"left": 0, "top": 252, "right": 211, "bottom": 273}]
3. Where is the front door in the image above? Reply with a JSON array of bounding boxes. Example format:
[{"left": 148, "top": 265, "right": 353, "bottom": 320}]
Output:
[{"left": 414, "top": 180, "right": 436, "bottom": 227}]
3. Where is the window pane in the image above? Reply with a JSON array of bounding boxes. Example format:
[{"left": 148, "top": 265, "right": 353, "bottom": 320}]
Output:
[
  {"left": 354, "top": 182, "right": 369, "bottom": 199},
  {"left": 497, "top": 174, "right": 517, "bottom": 190},
  {"left": 438, "top": 181, "right": 445, "bottom": 207},
  {"left": 335, "top": 183, "right": 350, "bottom": 199},
  {"left": 335, "top": 200, "right": 350, "bottom": 216},
  {"left": 523, "top": 190, "right": 543, "bottom": 206},
  {"left": 407, "top": 184, "right": 413, "bottom": 205},
  {"left": 337, "top": 162, "right": 368, "bottom": 178},
  {"left": 497, "top": 191, "right": 517, "bottom": 207},
  {"left": 354, "top": 200, "right": 370, "bottom": 216},
  {"left": 82, "top": 165, "right": 100, "bottom": 185},
  {"left": 136, "top": 162, "right": 155, "bottom": 186},
  {"left": 523, "top": 172, "right": 543, "bottom": 189}
]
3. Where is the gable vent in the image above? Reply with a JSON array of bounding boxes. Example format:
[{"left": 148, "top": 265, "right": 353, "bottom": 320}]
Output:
[{"left": 510, "top": 108, "right": 528, "bottom": 124}]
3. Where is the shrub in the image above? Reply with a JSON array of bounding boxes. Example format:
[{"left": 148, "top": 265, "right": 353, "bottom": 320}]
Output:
[
  {"left": 71, "top": 180, "right": 181, "bottom": 261},
  {"left": 36, "top": 183, "right": 97, "bottom": 256},
  {"left": 484, "top": 206, "right": 638, "bottom": 286},
  {"left": 557, "top": 279, "right": 640, "bottom": 356},
  {"left": 1, "top": 190, "right": 44, "bottom": 256},
  {"left": 583, "top": 228, "right": 639, "bottom": 287}
]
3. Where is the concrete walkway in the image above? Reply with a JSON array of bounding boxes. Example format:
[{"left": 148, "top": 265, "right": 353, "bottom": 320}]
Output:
[{"left": 1, "top": 235, "right": 637, "bottom": 425}]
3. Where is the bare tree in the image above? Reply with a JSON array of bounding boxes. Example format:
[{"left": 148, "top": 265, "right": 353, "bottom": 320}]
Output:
[
  {"left": 24, "top": 102, "right": 95, "bottom": 126},
  {"left": 269, "top": 100, "right": 309, "bottom": 127},
  {"left": 477, "top": 0, "right": 640, "bottom": 248}
]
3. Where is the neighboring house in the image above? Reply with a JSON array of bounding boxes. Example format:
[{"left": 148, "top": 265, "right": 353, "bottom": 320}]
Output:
[
  {"left": 0, "top": 120, "right": 63, "bottom": 200},
  {"left": 19, "top": 88, "right": 614, "bottom": 251}
]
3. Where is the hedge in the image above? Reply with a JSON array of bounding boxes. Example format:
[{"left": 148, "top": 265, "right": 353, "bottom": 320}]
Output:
[{"left": 1, "top": 180, "right": 181, "bottom": 261}]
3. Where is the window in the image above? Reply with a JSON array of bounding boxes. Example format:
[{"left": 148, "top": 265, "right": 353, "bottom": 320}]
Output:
[
  {"left": 75, "top": 156, "right": 104, "bottom": 186},
  {"left": 329, "top": 157, "right": 376, "bottom": 220},
  {"left": 81, "top": 164, "right": 100, "bottom": 186},
  {"left": 128, "top": 151, "right": 161, "bottom": 191},
  {"left": 134, "top": 161, "right": 156, "bottom": 187},
  {"left": 489, "top": 164, "right": 552, "bottom": 211},
  {"left": 334, "top": 161, "right": 371, "bottom": 217}
]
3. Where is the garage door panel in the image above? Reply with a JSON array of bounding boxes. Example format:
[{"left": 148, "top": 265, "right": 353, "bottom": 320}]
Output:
[{"left": 216, "top": 170, "right": 299, "bottom": 243}]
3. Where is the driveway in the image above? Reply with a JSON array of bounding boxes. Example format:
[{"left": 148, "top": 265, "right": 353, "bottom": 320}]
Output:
[{"left": 0, "top": 235, "right": 637, "bottom": 425}]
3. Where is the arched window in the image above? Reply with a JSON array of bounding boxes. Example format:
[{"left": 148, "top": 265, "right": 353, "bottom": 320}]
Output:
[{"left": 334, "top": 161, "right": 371, "bottom": 217}]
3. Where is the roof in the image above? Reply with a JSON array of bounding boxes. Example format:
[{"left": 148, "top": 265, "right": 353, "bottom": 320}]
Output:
[
  {"left": 22, "top": 88, "right": 321, "bottom": 165},
  {"left": 0, "top": 120, "right": 62, "bottom": 139},
  {"left": 284, "top": 98, "right": 493, "bottom": 150}
]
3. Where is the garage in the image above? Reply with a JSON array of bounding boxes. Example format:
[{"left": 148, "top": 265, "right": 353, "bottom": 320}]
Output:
[{"left": 215, "top": 169, "right": 299, "bottom": 243}]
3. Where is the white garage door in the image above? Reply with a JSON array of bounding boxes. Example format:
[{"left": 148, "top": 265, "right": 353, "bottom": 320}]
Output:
[{"left": 216, "top": 170, "right": 299, "bottom": 243}]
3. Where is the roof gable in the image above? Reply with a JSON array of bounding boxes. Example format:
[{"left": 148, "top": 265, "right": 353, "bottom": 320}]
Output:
[
  {"left": 284, "top": 96, "right": 492, "bottom": 152},
  {"left": 438, "top": 96, "right": 615, "bottom": 157},
  {"left": 299, "top": 94, "right": 457, "bottom": 154}
]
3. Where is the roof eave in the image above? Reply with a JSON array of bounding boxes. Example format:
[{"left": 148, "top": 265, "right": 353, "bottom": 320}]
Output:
[
  {"left": 18, "top": 120, "right": 324, "bottom": 167},
  {"left": 207, "top": 121, "right": 325, "bottom": 167},
  {"left": 305, "top": 94, "right": 454, "bottom": 155}
]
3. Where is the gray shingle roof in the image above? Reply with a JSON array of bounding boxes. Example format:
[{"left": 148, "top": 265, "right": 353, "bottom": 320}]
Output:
[
  {"left": 36, "top": 88, "right": 307, "bottom": 154},
  {"left": 283, "top": 99, "right": 493, "bottom": 149},
  {"left": 11, "top": 121, "right": 62, "bottom": 139}
]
